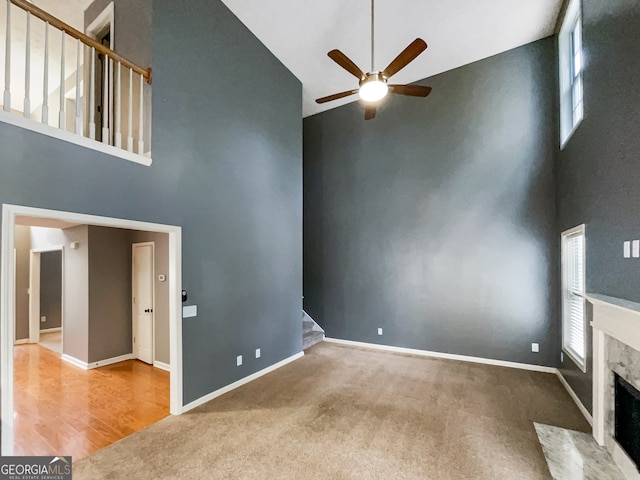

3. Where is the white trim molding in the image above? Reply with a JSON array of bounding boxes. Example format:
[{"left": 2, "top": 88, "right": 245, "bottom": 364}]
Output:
[
  {"left": 39, "top": 327, "right": 62, "bottom": 333},
  {"left": 13, "top": 339, "right": 29, "bottom": 345},
  {"left": 153, "top": 360, "right": 170, "bottom": 372},
  {"left": 0, "top": 112, "right": 152, "bottom": 166},
  {"left": 182, "top": 352, "right": 304, "bottom": 413},
  {"left": 323, "top": 338, "right": 557, "bottom": 373},
  {"left": 62, "top": 353, "right": 135, "bottom": 370}
]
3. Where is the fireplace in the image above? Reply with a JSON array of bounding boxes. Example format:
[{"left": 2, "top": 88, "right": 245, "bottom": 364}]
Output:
[
  {"left": 616, "top": 373, "right": 640, "bottom": 472},
  {"left": 588, "top": 293, "right": 640, "bottom": 480}
]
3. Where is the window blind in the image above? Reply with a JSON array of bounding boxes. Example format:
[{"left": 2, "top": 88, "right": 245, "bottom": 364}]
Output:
[{"left": 563, "top": 229, "right": 585, "bottom": 368}]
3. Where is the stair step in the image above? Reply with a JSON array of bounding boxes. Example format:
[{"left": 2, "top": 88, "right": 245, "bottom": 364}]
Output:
[
  {"left": 303, "top": 320, "right": 314, "bottom": 334},
  {"left": 303, "top": 330, "right": 324, "bottom": 350}
]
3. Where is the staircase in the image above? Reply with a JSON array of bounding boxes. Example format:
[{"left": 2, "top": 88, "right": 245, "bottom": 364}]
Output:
[{"left": 303, "top": 311, "right": 324, "bottom": 350}]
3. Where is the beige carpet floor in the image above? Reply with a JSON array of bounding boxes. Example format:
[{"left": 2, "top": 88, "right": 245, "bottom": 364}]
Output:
[{"left": 74, "top": 342, "right": 589, "bottom": 479}]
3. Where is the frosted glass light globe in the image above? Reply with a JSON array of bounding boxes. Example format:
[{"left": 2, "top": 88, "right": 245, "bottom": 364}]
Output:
[{"left": 359, "top": 79, "right": 388, "bottom": 102}]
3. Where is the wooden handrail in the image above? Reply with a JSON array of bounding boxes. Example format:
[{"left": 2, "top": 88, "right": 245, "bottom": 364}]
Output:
[{"left": 9, "top": 0, "right": 152, "bottom": 83}]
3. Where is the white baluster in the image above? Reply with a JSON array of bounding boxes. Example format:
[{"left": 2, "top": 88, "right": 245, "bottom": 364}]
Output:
[
  {"left": 58, "top": 30, "right": 65, "bottom": 130},
  {"left": 138, "top": 73, "right": 144, "bottom": 154},
  {"left": 115, "top": 61, "right": 121, "bottom": 148},
  {"left": 42, "top": 22, "right": 49, "bottom": 124},
  {"left": 108, "top": 58, "right": 114, "bottom": 145},
  {"left": 127, "top": 68, "right": 133, "bottom": 152},
  {"left": 89, "top": 47, "right": 95, "bottom": 139},
  {"left": 75, "top": 39, "right": 82, "bottom": 135},
  {"left": 101, "top": 54, "right": 109, "bottom": 143},
  {"left": 3, "top": 0, "right": 11, "bottom": 112},
  {"left": 23, "top": 12, "right": 30, "bottom": 117}
]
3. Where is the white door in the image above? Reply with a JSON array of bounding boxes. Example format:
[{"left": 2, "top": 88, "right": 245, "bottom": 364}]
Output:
[{"left": 132, "top": 243, "right": 154, "bottom": 364}]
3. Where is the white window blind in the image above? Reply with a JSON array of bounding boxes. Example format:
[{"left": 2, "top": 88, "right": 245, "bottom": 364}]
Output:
[{"left": 562, "top": 226, "right": 586, "bottom": 371}]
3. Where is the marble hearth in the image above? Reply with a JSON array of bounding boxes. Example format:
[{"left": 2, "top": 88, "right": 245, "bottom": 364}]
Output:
[{"left": 587, "top": 293, "right": 640, "bottom": 480}]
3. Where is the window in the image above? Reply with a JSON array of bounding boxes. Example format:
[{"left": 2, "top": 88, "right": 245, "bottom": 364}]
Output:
[
  {"left": 559, "top": 0, "right": 584, "bottom": 146},
  {"left": 561, "top": 224, "right": 586, "bottom": 371}
]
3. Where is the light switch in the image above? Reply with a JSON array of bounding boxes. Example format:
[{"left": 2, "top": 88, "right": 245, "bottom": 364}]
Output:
[
  {"left": 182, "top": 305, "right": 197, "bottom": 318},
  {"left": 633, "top": 240, "right": 640, "bottom": 258},
  {"left": 624, "top": 241, "right": 631, "bottom": 258}
]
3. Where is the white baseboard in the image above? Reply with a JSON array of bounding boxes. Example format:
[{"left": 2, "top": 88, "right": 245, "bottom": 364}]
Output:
[
  {"left": 556, "top": 370, "right": 593, "bottom": 426},
  {"left": 62, "top": 353, "right": 134, "bottom": 370},
  {"left": 61, "top": 354, "right": 88, "bottom": 369},
  {"left": 13, "top": 339, "right": 29, "bottom": 345},
  {"left": 153, "top": 360, "right": 170, "bottom": 372},
  {"left": 323, "top": 337, "right": 558, "bottom": 374},
  {"left": 182, "top": 351, "right": 305, "bottom": 413},
  {"left": 40, "top": 327, "right": 61, "bottom": 333}
]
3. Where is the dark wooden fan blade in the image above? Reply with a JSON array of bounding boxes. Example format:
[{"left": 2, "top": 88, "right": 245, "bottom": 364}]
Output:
[
  {"left": 328, "top": 50, "right": 365, "bottom": 79},
  {"left": 316, "top": 89, "right": 359, "bottom": 104},
  {"left": 389, "top": 85, "right": 432, "bottom": 97},
  {"left": 364, "top": 106, "right": 377, "bottom": 120},
  {"left": 382, "top": 38, "right": 428, "bottom": 79}
]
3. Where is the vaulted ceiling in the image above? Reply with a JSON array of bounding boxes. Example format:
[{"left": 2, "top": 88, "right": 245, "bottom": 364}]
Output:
[{"left": 221, "top": 0, "right": 564, "bottom": 117}]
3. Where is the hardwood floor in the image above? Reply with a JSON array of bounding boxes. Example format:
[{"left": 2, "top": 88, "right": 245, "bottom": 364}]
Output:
[{"left": 14, "top": 343, "right": 169, "bottom": 460}]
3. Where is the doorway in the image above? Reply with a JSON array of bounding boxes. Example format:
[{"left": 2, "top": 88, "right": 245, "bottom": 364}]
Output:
[
  {"left": 1, "top": 204, "right": 184, "bottom": 455},
  {"left": 30, "top": 248, "right": 64, "bottom": 354}
]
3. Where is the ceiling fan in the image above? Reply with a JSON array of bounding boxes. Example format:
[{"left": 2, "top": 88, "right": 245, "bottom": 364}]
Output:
[{"left": 315, "top": 0, "right": 432, "bottom": 120}]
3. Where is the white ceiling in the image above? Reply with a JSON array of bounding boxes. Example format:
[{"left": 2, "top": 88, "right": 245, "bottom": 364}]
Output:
[
  {"left": 221, "top": 0, "right": 563, "bottom": 117},
  {"left": 15, "top": 216, "right": 80, "bottom": 229}
]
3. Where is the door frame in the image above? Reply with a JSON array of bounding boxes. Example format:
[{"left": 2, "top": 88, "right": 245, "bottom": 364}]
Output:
[
  {"left": 28, "top": 245, "right": 64, "bottom": 345},
  {"left": 132, "top": 241, "right": 155, "bottom": 364},
  {"left": 1, "top": 204, "right": 183, "bottom": 455}
]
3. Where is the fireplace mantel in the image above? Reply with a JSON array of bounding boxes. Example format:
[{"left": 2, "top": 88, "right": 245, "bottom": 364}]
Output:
[{"left": 587, "top": 293, "right": 640, "bottom": 352}]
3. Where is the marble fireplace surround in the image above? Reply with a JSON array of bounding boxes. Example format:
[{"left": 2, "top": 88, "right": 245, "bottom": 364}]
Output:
[{"left": 588, "top": 293, "right": 640, "bottom": 480}]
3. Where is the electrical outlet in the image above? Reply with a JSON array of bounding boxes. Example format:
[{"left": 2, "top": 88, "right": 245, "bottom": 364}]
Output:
[
  {"left": 236, "top": 355, "right": 243, "bottom": 366},
  {"left": 531, "top": 343, "right": 539, "bottom": 353},
  {"left": 40, "top": 316, "right": 46, "bottom": 323},
  {"left": 624, "top": 241, "right": 631, "bottom": 258},
  {"left": 377, "top": 328, "right": 383, "bottom": 336},
  {"left": 633, "top": 240, "right": 640, "bottom": 258},
  {"left": 255, "top": 348, "right": 261, "bottom": 359}
]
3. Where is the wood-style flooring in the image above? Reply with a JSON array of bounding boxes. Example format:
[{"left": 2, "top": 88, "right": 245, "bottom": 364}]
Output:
[{"left": 14, "top": 343, "right": 169, "bottom": 460}]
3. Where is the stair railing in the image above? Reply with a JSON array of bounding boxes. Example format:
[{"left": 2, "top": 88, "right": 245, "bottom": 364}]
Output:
[{"left": 2, "top": 0, "right": 152, "bottom": 155}]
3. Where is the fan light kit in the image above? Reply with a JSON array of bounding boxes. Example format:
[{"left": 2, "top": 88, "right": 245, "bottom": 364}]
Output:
[
  {"left": 359, "top": 74, "right": 388, "bottom": 102},
  {"left": 316, "top": 0, "right": 432, "bottom": 120}
]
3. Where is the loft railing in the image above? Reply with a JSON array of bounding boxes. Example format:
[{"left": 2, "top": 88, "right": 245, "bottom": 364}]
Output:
[{"left": 1, "top": 0, "right": 152, "bottom": 156}]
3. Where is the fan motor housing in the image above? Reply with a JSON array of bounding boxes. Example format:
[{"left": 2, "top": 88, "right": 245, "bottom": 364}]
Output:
[{"left": 359, "top": 71, "right": 387, "bottom": 86}]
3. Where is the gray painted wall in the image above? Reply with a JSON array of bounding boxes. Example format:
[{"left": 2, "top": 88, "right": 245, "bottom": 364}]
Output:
[
  {"left": 0, "top": 0, "right": 302, "bottom": 405},
  {"left": 39, "top": 250, "right": 62, "bottom": 330},
  {"left": 153, "top": 0, "right": 302, "bottom": 404},
  {"left": 304, "top": 38, "right": 559, "bottom": 367},
  {"left": 62, "top": 226, "right": 90, "bottom": 362},
  {"left": 88, "top": 226, "right": 132, "bottom": 363},
  {"left": 132, "top": 231, "right": 170, "bottom": 364},
  {"left": 557, "top": 0, "right": 640, "bottom": 413},
  {"left": 14, "top": 226, "right": 31, "bottom": 341}
]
